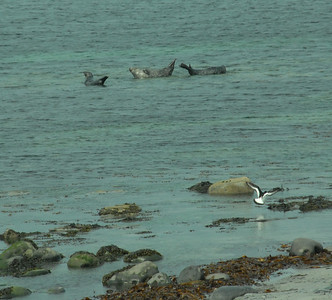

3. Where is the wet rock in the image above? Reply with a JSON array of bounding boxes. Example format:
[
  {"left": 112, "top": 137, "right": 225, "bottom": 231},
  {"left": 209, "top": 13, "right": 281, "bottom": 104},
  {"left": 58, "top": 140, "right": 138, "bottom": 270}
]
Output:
[
  {"left": 206, "top": 217, "right": 251, "bottom": 228},
  {"left": 96, "top": 245, "right": 129, "bottom": 262},
  {"left": 299, "top": 195, "right": 332, "bottom": 212},
  {"left": 206, "top": 272, "right": 230, "bottom": 281},
  {"left": 188, "top": 181, "right": 213, "bottom": 193},
  {"left": 178, "top": 265, "right": 204, "bottom": 284},
  {"left": 22, "top": 268, "right": 50, "bottom": 277},
  {"left": 289, "top": 238, "right": 323, "bottom": 256},
  {"left": 67, "top": 251, "right": 101, "bottom": 268},
  {"left": 0, "top": 286, "right": 32, "bottom": 299},
  {"left": 33, "top": 247, "right": 64, "bottom": 262},
  {"left": 103, "top": 261, "right": 159, "bottom": 289},
  {"left": 0, "top": 241, "right": 37, "bottom": 261},
  {"left": 123, "top": 249, "right": 162, "bottom": 263},
  {"left": 47, "top": 286, "right": 65, "bottom": 294},
  {"left": 268, "top": 195, "right": 332, "bottom": 212},
  {"left": 99, "top": 203, "right": 142, "bottom": 218},
  {"left": 208, "top": 177, "right": 253, "bottom": 195},
  {"left": 147, "top": 272, "right": 171, "bottom": 287},
  {"left": 1, "top": 229, "right": 24, "bottom": 245},
  {"left": 50, "top": 223, "right": 101, "bottom": 237},
  {"left": 209, "top": 286, "right": 256, "bottom": 300}
]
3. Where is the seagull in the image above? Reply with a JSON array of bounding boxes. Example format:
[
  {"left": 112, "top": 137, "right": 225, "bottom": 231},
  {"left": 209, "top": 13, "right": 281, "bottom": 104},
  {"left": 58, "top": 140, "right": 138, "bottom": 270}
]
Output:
[
  {"left": 83, "top": 72, "right": 108, "bottom": 86},
  {"left": 247, "top": 182, "right": 283, "bottom": 205}
]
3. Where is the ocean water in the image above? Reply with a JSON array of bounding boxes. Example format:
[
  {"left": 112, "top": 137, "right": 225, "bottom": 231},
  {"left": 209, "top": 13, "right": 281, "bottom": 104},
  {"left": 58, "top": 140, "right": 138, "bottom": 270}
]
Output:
[{"left": 1, "top": 0, "right": 331, "bottom": 299}]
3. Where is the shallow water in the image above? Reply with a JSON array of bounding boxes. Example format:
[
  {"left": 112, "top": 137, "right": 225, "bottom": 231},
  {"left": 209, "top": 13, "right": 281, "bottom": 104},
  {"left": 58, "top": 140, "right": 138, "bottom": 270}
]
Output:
[{"left": 1, "top": 0, "right": 332, "bottom": 299}]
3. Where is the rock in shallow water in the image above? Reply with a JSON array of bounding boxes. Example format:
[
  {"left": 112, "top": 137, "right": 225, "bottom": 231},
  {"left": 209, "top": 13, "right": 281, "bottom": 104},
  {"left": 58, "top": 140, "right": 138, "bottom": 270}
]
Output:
[
  {"left": 208, "top": 177, "right": 253, "bottom": 195},
  {"left": 96, "top": 245, "right": 129, "bottom": 262},
  {"left": 123, "top": 249, "right": 162, "bottom": 263},
  {"left": 67, "top": 251, "right": 101, "bottom": 268},
  {"left": 0, "top": 286, "right": 32, "bottom": 299},
  {"left": 289, "top": 238, "right": 323, "bottom": 256}
]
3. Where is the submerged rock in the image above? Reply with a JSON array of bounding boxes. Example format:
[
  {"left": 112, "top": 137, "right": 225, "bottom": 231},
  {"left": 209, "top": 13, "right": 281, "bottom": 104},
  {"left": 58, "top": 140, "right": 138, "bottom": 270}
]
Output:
[
  {"left": 0, "top": 286, "right": 32, "bottom": 298},
  {"left": 96, "top": 245, "right": 129, "bottom": 262},
  {"left": 102, "top": 261, "right": 159, "bottom": 289},
  {"left": 99, "top": 203, "right": 142, "bottom": 218},
  {"left": 289, "top": 238, "right": 323, "bottom": 256},
  {"left": 47, "top": 286, "right": 65, "bottom": 294},
  {"left": 123, "top": 249, "right": 163, "bottom": 263},
  {"left": 208, "top": 177, "right": 253, "bottom": 195},
  {"left": 67, "top": 251, "right": 101, "bottom": 268},
  {"left": 22, "top": 268, "right": 50, "bottom": 277},
  {"left": 188, "top": 181, "right": 213, "bottom": 193},
  {"left": 1, "top": 229, "right": 24, "bottom": 245}
]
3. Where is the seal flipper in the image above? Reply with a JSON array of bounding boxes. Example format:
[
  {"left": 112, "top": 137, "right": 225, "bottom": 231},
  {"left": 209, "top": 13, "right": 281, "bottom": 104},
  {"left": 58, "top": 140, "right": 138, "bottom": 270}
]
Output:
[
  {"left": 97, "top": 76, "right": 108, "bottom": 85},
  {"left": 180, "top": 63, "right": 195, "bottom": 75}
]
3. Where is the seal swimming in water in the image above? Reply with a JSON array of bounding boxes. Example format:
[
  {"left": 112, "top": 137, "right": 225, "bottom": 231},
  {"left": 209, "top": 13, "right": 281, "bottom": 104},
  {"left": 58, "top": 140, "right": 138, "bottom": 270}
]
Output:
[
  {"left": 129, "top": 59, "right": 176, "bottom": 79},
  {"left": 180, "top": 63, "right": 226, "bottom": 76},
  {"left": 83, "top": 72, "right": 108, "bottom": 86}
]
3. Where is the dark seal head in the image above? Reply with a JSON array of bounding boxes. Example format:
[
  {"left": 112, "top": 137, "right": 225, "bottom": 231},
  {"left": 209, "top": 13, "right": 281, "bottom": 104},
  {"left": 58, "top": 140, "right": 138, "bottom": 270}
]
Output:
[
  {"left": 83, "top": 72, "right": 108, "bottom": 86},
  {"left": 180, "top": 63, "right": 226, "bottom": 76},
  {"left": 129, "top": 59, "right": 176, "bottom": 79}
]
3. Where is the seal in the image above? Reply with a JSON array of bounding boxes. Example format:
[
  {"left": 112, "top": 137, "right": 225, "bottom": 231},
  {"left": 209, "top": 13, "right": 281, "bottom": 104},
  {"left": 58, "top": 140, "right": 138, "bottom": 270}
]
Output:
[
  {"left": 83, "top": 72, "right": 108, "bottom": 86},
  {"left": 180, "top": 63, "right": 226, "bottom": 76},
  {"left": 129, "top": 59, "right": 176, "bottom": 79}
]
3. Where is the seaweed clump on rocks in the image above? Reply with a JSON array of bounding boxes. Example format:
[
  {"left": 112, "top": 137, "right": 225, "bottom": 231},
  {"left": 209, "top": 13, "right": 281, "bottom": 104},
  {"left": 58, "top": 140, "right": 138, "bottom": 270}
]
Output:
[
  {"left": 268, "top": 195, "right": 332, "bottom": 212},
  {"left": 89, "top": 247, "right": 332, "bottom": 300}
]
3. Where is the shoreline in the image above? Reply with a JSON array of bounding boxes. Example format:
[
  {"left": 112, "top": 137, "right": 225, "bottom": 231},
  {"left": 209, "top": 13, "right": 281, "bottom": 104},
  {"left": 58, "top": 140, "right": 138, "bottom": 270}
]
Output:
[
  {"left": 88, "top": 249, "right": 332, "bottom": 300},
  {"left": 237, "top": 265, "right": 332, "bottom": 299}
]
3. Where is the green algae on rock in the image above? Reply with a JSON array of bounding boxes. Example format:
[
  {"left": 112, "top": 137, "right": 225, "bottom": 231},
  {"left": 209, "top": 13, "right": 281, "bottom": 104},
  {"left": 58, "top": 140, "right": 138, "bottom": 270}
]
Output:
[{"left": 67, "top": 251, "right": 101, "bottom": 268}]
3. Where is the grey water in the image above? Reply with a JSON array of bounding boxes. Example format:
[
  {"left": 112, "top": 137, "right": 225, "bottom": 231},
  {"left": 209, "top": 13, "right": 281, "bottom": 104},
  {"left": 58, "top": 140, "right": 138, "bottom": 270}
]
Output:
[{"left": 1, "top": 0, "right": 331, "bottom": 299}]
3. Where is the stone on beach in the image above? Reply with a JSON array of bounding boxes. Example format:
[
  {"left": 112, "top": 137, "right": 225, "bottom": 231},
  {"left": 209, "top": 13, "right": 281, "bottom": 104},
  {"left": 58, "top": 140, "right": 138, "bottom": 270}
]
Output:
[
  {"left": 206, "top": 272, "right": 230, "bottom": 281},
  {"left": 178, "top": 265, "right": 205, "bottom": 283},
  {"left": 289, "top": 238, "right": 323, "bottom": 256},
  {"left": 102, "top": 261, "right": 159, "bottom": 289},
  {"left": 209, "top": 286, "right": 257, "bottom": 300},
  {"left": 208, "top": 177, "right": 253, "bottom": 195},
  {"left": 147, "top": 272, "right": 172, "bottom": 287}
]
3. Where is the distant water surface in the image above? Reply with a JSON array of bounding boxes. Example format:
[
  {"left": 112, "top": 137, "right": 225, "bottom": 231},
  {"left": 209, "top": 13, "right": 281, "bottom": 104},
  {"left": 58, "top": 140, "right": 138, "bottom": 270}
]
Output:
[{"left": 1, "top": 0, "right": 331, "bottom": 299}]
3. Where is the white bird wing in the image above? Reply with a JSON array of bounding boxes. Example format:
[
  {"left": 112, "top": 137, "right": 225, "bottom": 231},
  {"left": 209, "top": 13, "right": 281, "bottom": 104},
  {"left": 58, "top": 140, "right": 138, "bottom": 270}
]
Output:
[{"left": 247, "top": 182, "right": 263, "bottom": 197}]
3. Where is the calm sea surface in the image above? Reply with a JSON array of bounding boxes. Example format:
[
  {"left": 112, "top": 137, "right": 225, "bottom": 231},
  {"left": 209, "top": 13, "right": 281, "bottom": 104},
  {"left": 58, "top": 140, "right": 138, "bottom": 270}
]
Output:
[{"left": 1, "top": 0, "right": 331, "bottom": 299}]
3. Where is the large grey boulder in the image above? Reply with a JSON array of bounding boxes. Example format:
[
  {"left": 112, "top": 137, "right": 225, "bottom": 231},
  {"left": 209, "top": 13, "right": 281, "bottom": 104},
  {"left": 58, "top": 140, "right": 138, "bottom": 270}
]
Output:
[
  {"left": 178, "top": 265, "right": 204, "bottom": 283},
  {"left": 289, "top": 238, "right": 323, "bottom": 256},
  {"left": 208, "top": 177, "right": 253, "bottom": 195},
  {"left": 103, "top": 261, "right": 159, "bottom": 289},
  {"left": 209, "top": 286, "right": 256, "bottom": 300}
]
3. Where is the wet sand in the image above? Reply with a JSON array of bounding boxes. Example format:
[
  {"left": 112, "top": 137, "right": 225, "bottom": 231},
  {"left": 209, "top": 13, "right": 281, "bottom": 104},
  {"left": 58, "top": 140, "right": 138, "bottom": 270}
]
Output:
[{"left": 238, "top": 266, "right": 332, "bottom": 299}]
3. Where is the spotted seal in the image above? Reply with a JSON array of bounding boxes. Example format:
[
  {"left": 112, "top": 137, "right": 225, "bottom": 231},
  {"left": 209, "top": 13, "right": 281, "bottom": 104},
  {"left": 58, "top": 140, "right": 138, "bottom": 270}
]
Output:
[
  {"left": 129, "top": 59, "right": 176, "bottom": 79},
  {"left": 83, "top": 72, "right": 108, "bottom": 86},
  {"left": 180, "top": 63, "right": 226, "bottom": 76}
]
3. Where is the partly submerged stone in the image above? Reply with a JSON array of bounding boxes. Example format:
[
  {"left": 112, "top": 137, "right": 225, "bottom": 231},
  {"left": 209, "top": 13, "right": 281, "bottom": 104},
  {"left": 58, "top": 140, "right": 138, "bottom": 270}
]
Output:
[
  {"left": 99, "top": 203, "right": 142, "bottom": 218},
  {"left": 0, "top": 286, "right": 32, "bottom": 298},
  {"left": 22, "top": 268, "right": 50, "bottom": 277},
  {"left": 208, "top": 177, "right": 253, "bottom": 195},
  {"left": 96, "top": 245, "right": 129, "bottom": 262},
  {"left": 289, "top": 238, "right": 323, "bottom": 256},
  {"left": 67, "top": 251, "right": 100, "bottom": 268},
  {"left": 47, "top": 286, "right": 65, "bottom": 294},
  {"left": 123, "top": 249, "right": 163, "bottom": 263},
  {"left": 209, "top": 286, "right": 257, "bottom": 300},
  {"left": 0, "top": 241, "right": 37, "bottom": 261},
  {"left": 102, "top": 261, "right": 158, "bottom": 289},
  {"left": 188, "top": 181, "right": 213, "bottom": 193},
  {"left": 1, "top": 229, "right": 24, "bottom": 245}
]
